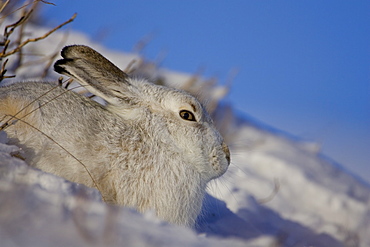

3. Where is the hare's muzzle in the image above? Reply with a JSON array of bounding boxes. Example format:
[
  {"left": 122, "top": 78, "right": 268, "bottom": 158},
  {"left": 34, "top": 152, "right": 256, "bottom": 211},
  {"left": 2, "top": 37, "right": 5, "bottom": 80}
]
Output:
[{"left": 222, "top": 142, "right": 231, "bottom": 166}]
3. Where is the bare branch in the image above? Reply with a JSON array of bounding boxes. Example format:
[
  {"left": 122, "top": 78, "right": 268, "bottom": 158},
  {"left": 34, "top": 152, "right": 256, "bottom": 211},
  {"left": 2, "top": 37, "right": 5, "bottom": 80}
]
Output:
[
  {"left": 3, "top": 10, "right": 32, "bottom": 38},
  {"left": 1, "top": 13, "right": 77, "bottom": 58},
  {"left": 0, "top": 58, "right": 15, "bottom": 80}
]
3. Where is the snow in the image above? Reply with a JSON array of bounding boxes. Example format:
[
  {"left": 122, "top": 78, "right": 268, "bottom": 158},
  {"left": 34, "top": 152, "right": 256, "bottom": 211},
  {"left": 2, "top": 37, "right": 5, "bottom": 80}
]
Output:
[
  {"left": 0, "top": 134, "right": 249, "bottom": 247},
  {"left": 211, "top": 124, "right": 370, "bottom": 246},
  {"left": 0, "top": 18, "right": 369, "bottom": 247}
]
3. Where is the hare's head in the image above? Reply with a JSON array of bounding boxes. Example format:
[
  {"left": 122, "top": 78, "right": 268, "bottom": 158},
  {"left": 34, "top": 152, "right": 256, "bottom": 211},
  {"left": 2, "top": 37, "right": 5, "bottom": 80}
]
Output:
[
  {"left": 125, "top": 78, "right": 230, "bottom": 182},
  {"left": 54, "top": 45, "right": 230, "bottom": 184}
]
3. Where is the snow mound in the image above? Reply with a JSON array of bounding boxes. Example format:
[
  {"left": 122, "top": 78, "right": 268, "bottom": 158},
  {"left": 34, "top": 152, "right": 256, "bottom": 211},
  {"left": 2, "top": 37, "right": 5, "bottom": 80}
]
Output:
[
  {"left": 208, "top": 122, "right": 370, "bottom": 246},
  {"left": 0, "top": 132, "right": 248, "bottom": 247}
]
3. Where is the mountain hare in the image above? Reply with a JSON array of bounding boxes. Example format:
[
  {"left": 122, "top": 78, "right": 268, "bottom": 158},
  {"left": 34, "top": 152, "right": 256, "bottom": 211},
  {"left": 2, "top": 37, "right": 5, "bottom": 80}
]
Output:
[{"left": 0, "top": 45, "right": 230, "bottom": 227}]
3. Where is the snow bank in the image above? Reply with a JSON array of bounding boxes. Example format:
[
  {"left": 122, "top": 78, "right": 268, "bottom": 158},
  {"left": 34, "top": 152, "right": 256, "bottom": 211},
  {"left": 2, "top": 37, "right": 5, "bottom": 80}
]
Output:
[
  {"left": 0, "top": 132, "right": 248, "bottom": 247},
  {"left": 209, "top": 123, "right": 370, "bottom": 246}
]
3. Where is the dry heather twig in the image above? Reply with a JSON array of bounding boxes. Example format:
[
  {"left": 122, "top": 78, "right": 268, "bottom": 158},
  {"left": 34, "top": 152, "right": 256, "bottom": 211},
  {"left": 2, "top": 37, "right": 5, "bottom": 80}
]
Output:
[
  {"left": 1, "top": 13, "right": 76, "bottom": 58},
  {"left": 0, "top": 0, "right": 76, "bottom": 82}
]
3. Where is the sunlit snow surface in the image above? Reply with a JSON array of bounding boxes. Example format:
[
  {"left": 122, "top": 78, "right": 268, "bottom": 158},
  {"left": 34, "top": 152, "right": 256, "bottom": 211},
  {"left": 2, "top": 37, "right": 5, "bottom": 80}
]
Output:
[{"left": 0, "top": 21, "right": 369, "bottom": 246}]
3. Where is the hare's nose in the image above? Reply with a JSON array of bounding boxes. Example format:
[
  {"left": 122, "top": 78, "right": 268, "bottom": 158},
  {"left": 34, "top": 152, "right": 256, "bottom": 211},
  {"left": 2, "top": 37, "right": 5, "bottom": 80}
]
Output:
[{"left": 222, "top": 142, "right": 231, "bottom": 165}]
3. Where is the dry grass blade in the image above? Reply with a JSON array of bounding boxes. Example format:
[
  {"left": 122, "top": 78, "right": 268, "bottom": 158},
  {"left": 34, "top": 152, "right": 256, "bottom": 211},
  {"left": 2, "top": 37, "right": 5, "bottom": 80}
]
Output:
[
  {"left": 0, "top": 0, "right": 10, "bottom": 14},
  {"left": 40, "top": 0, "right": 55, "bottom": 6},
  {"left": 124, "top": 59, "right": 140, "bottom": 74},
  {"left": 133, "top": 31, "right": 156, "bottom": 53},
  {"left": 257, "top": 178, "right": 280, "bottom": 204},
  {"left": 40, "top": 30, "right": 69, "bottom": 78},
  {"left": 0, "top": 0, "right": 39, "bottom": 20}
]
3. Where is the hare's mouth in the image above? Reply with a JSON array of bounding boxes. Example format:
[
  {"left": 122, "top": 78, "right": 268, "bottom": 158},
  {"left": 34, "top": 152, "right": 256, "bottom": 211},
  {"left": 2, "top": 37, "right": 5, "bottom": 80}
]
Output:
[
  {"left": 209, "top": 156, "right": 229, "bottom": 180},
  {"left": 222, "top": 142, "right": 231, "bottom": 166}
]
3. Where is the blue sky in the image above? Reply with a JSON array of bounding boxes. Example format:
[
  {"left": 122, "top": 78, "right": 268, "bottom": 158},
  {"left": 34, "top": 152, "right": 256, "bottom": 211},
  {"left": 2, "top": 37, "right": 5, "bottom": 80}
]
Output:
[{"left": 43, "top": 1, "right": 370, "bottom": 183}]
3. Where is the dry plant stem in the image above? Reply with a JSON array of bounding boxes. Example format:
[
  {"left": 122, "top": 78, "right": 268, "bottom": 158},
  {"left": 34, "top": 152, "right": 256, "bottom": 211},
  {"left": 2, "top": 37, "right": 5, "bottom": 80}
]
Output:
[
  {"left": 62, "top": 78, "right": 73, "bottom": 89},
  {"left": 20, "top": 51, "right": 57, "bottom": 67},
  {"left": 41, "top": 31, "right": 69, "bottom": 78},
  {"left": 20, "top": 28, "right": 69, "bottom": 69},
  {"left": 124, "top": 59, "right": 138, "bottom": 74},
  {"left": 0, "top": 11, "right": 32, "bottom": 71},
  {"left": 0, "top": 0, "right": 55, "bottom": 20},
  {"left": 0, "top": 58, "right": 14, "bottom": 79},
  {"left": 40, "top": 0, "right": 55, "bottom": 6},
  {"left": 40, "top": 50, "right": 58, "bottom": 77},
  {"left": 182, "top": 66, "right": 205, "bottom": 90},
  {"left": 0, "top": 0, "right": 10, "bottom": 14},
  {"left": 1, "top": 3, "right": 34, "bottom": 81},
  {"left": 12, "top": 0, "right": 61, "bottom": 74},
  {"left": 13, "top": 2, "right": 30, "bottom": 72},
  {"left": 57, "top": 76, "right": 64, "bottom": 86},
  {"left": 225, "top": 68, "right": 239, "bottom": 91},
  {"left": 258, "top": 178, "right": 280, "bottom": 204},
  {"left": 0, "top": 58, "right": 6, "bottom": 77},
  {"left": 3, "top": 10, "right": 32, "bottom": 38},
  {"left": 1, "top": 13, "right": 76, "bottom": 58},
  {"left": 133, "top": 31, "right": 156, "bottom": 53},
  {"left": 0, "top": 1, "right": 32, "bottom": 20}
]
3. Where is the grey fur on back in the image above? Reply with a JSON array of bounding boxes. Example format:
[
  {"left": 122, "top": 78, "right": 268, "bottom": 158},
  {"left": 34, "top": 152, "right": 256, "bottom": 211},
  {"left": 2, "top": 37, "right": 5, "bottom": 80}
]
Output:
[{"left": 0, "top": 45, "right": 230, "bottom": 227}]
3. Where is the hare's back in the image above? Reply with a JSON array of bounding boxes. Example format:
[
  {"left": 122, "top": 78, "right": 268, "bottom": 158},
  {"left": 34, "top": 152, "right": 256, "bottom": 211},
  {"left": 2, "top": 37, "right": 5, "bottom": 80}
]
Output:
[
  {"left": 0, "top": 81, "right": 107, "bottom": 133},
  {"left": 0, "top": 81, "right": 114, "bottom": 187},
  {"left": 1, "top": 81, "right": 81, "bottom": 105},
  {"left": 1, "top": 82, "right": 59, "bottom": 126}
]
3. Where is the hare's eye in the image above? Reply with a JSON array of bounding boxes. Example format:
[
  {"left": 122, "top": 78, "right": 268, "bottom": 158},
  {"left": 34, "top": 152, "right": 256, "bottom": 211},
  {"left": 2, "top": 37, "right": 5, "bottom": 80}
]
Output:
[{"left": 179, "top": 110, "right": 196, "bottom": 122}]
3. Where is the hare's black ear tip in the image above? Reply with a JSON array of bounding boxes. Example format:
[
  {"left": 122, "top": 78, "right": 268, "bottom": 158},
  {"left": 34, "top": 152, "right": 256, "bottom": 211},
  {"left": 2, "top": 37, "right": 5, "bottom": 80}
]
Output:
[
  {"left": 54, "top": 59, "right": 70, "bottom": 75},
  {"left": 60, "top": 45, "right": 90, "bottom": 57},
  {"left": 60, "top": 45, "right": 79, "bottom": 57},
  {"left": 60, "top": 45, "right": 74, "bottom": 57}
]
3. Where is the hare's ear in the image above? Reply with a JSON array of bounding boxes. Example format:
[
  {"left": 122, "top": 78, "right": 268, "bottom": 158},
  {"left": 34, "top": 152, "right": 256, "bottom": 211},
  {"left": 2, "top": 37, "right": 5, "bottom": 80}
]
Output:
[{"left": 54, "top": 45, "right": 134, "bottom": 105}]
